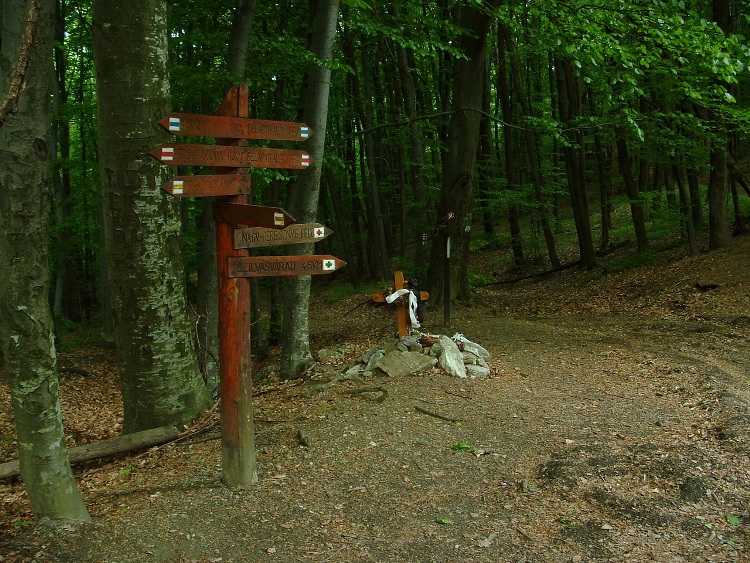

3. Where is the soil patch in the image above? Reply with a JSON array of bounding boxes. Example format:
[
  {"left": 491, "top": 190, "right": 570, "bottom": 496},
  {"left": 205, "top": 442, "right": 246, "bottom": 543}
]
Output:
[{"left": 1, "top": 235, "right": 749, "bottom": 562}]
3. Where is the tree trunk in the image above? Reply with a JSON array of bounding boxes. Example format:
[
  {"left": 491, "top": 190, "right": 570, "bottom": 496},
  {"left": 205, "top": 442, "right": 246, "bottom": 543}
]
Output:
[
  {"left": 708, "top": 139, "right": 730, "bottom": 249},
  {"left": 615, "top": 129, "right": 649, "bottom": 251},
  {"left": 497, "top": 34, "right": 526, "bottom": 266},
  {"left": 554, "top": 57, "right": 596, "bottom": 269},
  {"left": 195, "top": 0, "right": 259, "bottom": 399},
  {"left": 0, "top": 0, "right": 90, "bottom": 522},
  {"left": 427, "top": 1, "right": 501, "bottom": 303},
  {"left": 279, "top": 0, "right": 340, "bottom": 380},
  {"left": 393, "top": 10, "right": 430, "bottom": 265},
  {"left": 92, "top": 0, "right": 210, "bottom": 433},
  {"left": 226, "top": 0, "right": 257, "bottom": 78},
  {"left": 707, "top": 0, "right": 732, "bottom": 249},
  {"left": 353, "top": 42, "right": 390, "bottom": 280},
  {"left": 594, "top": 128, "right": 612, "bottom": 251},
  {"left": 674, "top": 166, "right": 699, "bottom": 254},
  {"left": 503, "top": 25, "right": 559, "bottom": 268}
]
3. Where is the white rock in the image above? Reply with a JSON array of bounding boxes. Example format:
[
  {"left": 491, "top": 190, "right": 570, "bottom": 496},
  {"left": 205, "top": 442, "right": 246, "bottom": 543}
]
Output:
[{"left": 436, "top": 335, "right": 466, "bottom": 378}]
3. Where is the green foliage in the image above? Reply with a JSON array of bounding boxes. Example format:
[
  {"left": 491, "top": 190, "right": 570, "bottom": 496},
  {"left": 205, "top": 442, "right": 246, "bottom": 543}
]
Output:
[
  {"left": 605, "top": 249, "right": 658, "bottom": 273},
  {"left": 322, "top": 280, "right": 384, "bottom": 302},
  {"left": 468, "top": 271, "right": 494, "bottom": 288}
]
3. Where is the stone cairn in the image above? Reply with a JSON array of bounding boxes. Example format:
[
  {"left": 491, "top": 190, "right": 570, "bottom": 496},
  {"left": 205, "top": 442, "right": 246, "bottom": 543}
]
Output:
[{"left": 337, "top": 333, "right": 491, "bottom": 380}]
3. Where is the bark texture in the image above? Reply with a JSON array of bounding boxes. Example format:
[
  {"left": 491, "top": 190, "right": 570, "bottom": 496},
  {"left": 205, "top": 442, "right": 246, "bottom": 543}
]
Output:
[
  {"left": 280, "top": 0, "right": 340, "bottom": 379},
  {"left": 427, "top": 1, "right": 501, "bottom": 303},
  {"left": 0, "top": 0, "right": 90, "bottom": 522},
  {"left": 92, "top": 0, "right": 210, "bottom": 433}
]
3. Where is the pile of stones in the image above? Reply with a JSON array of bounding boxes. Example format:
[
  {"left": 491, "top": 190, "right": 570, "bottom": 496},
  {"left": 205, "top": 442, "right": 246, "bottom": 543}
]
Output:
[{"left": 339, "top": 333, "right": 491, "bottom": 379}]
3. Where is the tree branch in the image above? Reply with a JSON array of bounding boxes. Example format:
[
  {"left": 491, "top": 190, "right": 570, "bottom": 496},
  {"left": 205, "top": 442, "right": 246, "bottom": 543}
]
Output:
[{"left": 0, "top": 0, "right": 42, "bottom": 127}]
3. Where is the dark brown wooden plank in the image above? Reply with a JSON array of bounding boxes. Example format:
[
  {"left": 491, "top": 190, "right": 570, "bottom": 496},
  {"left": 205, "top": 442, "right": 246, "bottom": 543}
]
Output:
[
  {"left": 228, "top": 255, "right": 346, "bottom": 277},
  {"left": 161, "top": 174, "right": 251, "bottom": 197},
  {"left": 159, "top": 113, "right": 312, "bottom": 141},
  {"left": 213, "top": 202, "right": 295, "bottom": 228},
  {"left": 149, "top": 143, "right": 311, "bottom": 169},
  {"left": 233, "top": 223, "right": 332, "bottom": 248}
]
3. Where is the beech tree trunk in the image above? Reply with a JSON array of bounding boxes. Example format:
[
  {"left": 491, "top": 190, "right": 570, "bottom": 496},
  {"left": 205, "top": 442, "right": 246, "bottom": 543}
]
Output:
[
  {"left": 0, "top": 0, "right": 90, "bottom": 522},
  {"left": 280, "top": 0, "right": 340, "bottom": 379},
  {"left": 427, "top": 1, "right": 501, "bottom": 304},
  {"left": 93, "top": 0, "right": 210, "bottom": 433},
  {"left": 615, "top": 130, "right": 649, "bottom": 251},
  {"left": 707, "top": 0, "right": 732, "bottom": 249},
  {"left": 554, "top": 57, "right": 596, "bottom": 269}
]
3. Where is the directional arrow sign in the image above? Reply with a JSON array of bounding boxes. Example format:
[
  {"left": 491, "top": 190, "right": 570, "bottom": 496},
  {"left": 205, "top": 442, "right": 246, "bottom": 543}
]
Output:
[
  {"left": 213, "top": 202, "right": 295, "bottom": 229},
  {"left": 228, "top": 255, "right": 346, "bottom": 278},
  {"left": 150, "top": 143, "right": 310, "bottom": 169},
  {"left": 161, "top": 174, "right": 251, "bottom": 197},
  {"left": 234, "top": 223, "right": 332, "bottom": 249},
  {"left": 159, "top": 113, "right": 312, "bottom": 141}
]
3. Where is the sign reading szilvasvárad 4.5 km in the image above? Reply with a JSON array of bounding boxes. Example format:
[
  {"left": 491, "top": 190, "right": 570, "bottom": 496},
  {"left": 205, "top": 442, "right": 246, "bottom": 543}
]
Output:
[{"left": 228, "top": 255, "right": 345, "bottom": 278}]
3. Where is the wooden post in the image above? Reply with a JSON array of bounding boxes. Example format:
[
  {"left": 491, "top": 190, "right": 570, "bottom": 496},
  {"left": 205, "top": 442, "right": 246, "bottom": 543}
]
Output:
[
  {"left": 150, "top": 84, "right": 339, "bottom": 489},
  {"left": 394, "top": 271, "right": 408, "bottom": 338},
  {"left": 216, "top": 84, "right": 257, "bottom": 487},
  {"left": 444, "top": 231, "right": 451, "bottom": 328},
  {"left": 372, "top": 271, "right": 429, "bottom": 338}
]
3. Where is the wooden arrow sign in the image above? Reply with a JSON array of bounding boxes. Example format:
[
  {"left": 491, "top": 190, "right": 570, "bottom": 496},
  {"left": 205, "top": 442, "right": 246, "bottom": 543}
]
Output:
[
  {"left": 213, "top": 202, "right": 295, "bottom": 229},
  {"left": 150, "top": 143, "right": 310, "bottom": 169},
  {"left": 234, "top": 223, "right": 332, "bottom": 249},
  {"left": 228, "top": 255, "right": 346, "bottom": 278},
  {"left": 159, "top": 113, "right": 312, "bottom": 141},
  {"left": 161, "top": 174, "right": 251, "bottom": 197}
]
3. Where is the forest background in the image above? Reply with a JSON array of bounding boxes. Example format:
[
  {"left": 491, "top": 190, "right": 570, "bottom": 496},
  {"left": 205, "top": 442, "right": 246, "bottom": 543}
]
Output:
[{"left": 1, "top": 0, "right": 749, "bottom": 524}]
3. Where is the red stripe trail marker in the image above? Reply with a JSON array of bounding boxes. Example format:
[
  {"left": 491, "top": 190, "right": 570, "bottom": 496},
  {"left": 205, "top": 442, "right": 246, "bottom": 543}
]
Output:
[{"left": 150, "top": 143, "right": 311, "bottom": 170}]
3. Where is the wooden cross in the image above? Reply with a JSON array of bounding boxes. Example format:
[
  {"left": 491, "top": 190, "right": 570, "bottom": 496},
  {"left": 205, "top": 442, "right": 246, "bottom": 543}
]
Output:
[{"left": 372, "top": 271, "right": 430, "bottom": 337}]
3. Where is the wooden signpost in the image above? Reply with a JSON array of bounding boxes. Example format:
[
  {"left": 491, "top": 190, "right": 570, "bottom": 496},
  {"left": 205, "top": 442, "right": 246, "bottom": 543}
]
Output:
[
  {"left": 161, "top": 174, "right": 252, "bottom": 197},
  {"left": 150, "top": 83, "right": 345, "bottom": 488},
  {"left": 158, "top": 113, "right": 311, "bottom": 141},
  {"left": 213, "top": 202, "right": 295, "bottom": 229},
  {"left": 228, "top": 255, "right": 345, "bottom": 278},
  {"left": 150, "top": 143, "right": 310, "bottom": 169},
  {"left": 234, "top": 223, "right": 332, "bottom": 249}
]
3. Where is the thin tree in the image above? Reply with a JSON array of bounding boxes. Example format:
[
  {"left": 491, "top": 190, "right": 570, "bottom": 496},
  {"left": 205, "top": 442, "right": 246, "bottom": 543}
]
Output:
[
  {"left": 0, "top": 0, "right": 90, "bottom": 522},
  {"left": 280, "top": 0, "right": 340, "bottom": 379}
]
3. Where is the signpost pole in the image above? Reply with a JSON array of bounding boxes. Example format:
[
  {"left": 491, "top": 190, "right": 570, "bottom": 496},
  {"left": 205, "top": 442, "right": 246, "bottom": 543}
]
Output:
[
  {"left": 150, "top": 82, "right": 341, "bottom": 488},
  {"left": 216, "top": 84, "right": 257, "bottom": 487}
]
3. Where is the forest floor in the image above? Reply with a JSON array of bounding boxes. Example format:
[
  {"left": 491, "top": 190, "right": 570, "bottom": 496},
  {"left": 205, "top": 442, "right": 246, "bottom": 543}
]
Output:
[{"left": 1, "top": 233, "right": 750, "bottom": 562}]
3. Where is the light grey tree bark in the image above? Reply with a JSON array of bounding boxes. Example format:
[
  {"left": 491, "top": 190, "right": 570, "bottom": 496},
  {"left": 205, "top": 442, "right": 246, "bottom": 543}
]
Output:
[
  {"left": 280, "top": 0, "right": 340, "bottom": 379},
  {"left": 0, "top": 0, "right": 90, "bottom": 522},
  {"left": 92, "top": 0, "right": 210, "bottom": 433}
]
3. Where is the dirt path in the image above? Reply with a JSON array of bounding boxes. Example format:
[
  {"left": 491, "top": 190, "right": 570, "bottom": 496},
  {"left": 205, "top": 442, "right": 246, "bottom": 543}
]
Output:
[{"left": 1, "top": 237, "right": 749, "bottom": 562}]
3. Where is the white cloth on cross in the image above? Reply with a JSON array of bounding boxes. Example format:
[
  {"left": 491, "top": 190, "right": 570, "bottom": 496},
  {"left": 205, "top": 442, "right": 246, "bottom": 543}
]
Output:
[{"left": 385, "top": 288, "right": 421, "bottom": 329}]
